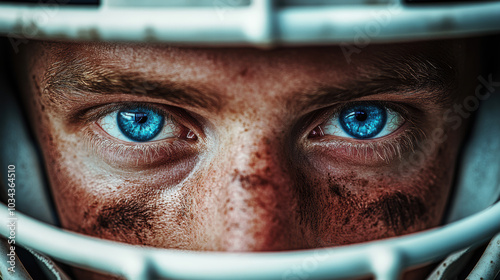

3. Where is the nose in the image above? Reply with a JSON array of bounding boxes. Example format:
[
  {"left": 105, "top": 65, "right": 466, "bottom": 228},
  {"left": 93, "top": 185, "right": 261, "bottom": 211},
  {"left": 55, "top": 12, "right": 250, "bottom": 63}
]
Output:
[{"left": 199, "top": 130, "right": 309, "bottom": 252}]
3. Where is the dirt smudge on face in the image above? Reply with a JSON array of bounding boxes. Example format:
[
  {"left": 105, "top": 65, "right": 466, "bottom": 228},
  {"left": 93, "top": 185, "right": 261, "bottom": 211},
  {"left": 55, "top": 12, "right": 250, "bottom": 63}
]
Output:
[
  {"left": 80, "top": 193, "right": 158, "bottom": 245},
  {"left": 361, "top": 192, "right": 428, "bottom": 235}
]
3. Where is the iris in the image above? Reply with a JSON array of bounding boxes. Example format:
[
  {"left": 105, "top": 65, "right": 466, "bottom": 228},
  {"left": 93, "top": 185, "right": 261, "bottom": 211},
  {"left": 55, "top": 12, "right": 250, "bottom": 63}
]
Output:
[
  {"left": 117, "top": 107, "right": 164, "bottom": 142},
  {"left": 339, "top": 103, "right": 387, "bottom": 139}
]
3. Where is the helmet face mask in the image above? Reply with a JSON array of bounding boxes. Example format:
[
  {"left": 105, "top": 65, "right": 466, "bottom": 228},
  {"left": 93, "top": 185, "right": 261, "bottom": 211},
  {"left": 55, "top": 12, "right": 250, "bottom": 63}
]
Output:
[{"left": 0, "top": 1, "right": 500, "bottom": 280}]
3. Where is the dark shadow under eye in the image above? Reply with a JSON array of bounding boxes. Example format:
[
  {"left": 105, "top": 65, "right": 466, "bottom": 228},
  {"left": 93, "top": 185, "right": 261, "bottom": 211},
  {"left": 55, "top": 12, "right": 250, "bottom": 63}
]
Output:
[
  {"left": 117, "top": 107, "right": 165, "bottom": 142},
  {"left": 339, "top": 103, "right": 387, "bottom": 139}
]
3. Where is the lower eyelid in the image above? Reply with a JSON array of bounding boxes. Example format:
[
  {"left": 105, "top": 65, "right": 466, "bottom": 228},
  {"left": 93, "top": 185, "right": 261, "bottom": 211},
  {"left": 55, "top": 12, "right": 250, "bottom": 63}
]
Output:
[
  {"left": 307, "top": 122, "right": 424, "bottom": 166},
  {"left": 84, "top": 123, "right": 198, "bottom": 169}
]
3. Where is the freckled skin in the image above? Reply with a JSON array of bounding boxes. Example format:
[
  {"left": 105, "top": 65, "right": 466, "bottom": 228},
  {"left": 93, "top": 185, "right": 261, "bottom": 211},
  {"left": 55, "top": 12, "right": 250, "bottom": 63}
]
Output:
[{"left": 14, "top": 40, "right": 477, "bottom": 280}]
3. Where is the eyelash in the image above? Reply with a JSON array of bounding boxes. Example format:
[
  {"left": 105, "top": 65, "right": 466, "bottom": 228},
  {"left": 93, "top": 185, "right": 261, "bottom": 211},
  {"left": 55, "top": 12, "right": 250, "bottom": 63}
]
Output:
[
  {"left": 84, "top": 128, "right": 195, "bottom": 167},
  {"left": 305, "top": 102, "right": 426, "bottom": 163}
]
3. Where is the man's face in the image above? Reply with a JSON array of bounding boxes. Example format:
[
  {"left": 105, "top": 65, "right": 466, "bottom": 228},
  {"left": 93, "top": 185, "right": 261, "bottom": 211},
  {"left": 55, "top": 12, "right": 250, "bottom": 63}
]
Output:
[{"left": 17, "top": 40, "right": 474, "bottom": 277}]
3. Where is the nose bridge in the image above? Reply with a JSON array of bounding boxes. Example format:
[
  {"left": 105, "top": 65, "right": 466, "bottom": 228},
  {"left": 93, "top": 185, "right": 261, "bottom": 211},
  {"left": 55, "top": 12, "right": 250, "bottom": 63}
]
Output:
[
  {"left": 221, "top": 120, "right": 291, "bottom": 187},
  {"left": 210, "top": 129, "right": 302, "bottom": 251},
  {"left": 233, "top": 134, "right": 286, "bottom": 186}
]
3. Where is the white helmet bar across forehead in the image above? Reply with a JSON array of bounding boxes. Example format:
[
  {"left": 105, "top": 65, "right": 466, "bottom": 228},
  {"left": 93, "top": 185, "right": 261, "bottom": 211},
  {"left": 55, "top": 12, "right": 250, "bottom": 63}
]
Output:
[{"left": 1, "top": 0, "right": 500, "bottom": 47}]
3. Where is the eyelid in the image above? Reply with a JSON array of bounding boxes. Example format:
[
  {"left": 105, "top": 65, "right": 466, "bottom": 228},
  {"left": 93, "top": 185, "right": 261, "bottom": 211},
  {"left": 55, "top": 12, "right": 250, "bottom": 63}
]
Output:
[
  {"left": 303, "top": 101, "right": 414, "bottom": 138},
  {"left": 302, "top": 101, "right": 425, "bottom": 164},
  {"left": 84, "top": 124, "right": 199, "bottom": 169},
  {"left": 77, "top": 102, "right": 204, "bottom": 138},
  {"left": 98, "top": 109, "right": 179, "bottom": 143},
  {"left": 322, "top": 105, "right": 405, "bottom": 139},
  {"left": 78, "top": 102, "right": 203, "bottom": 169},
  {"left": 78, "top": 103, "right": 165, "bottom": 123}
]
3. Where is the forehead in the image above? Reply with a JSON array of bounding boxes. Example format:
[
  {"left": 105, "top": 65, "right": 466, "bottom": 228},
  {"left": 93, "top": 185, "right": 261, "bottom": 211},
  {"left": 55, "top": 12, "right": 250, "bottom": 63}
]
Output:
[
  {"left": 27, "top": 40, "right": 462, "bottom": 115},
  {"left": 25, "top": 40, "right": 464, "bottom": 119},
  {"left": 36, "top": 40, "right": 458, "bottom": 81}
]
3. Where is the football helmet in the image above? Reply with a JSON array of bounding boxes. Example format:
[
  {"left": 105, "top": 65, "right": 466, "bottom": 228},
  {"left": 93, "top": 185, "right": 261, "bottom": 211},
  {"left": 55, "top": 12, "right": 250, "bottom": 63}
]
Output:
[{"left": 0, "top": 0, "right": 499, "bottom": 279}]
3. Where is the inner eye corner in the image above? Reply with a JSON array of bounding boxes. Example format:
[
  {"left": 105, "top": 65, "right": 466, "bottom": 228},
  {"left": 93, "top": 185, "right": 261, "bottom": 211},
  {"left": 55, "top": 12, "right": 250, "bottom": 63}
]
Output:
[
  {"left": 307, "top": 125, "right": 325, "bottom": 139},
  {"left": 178, "top": 128, "right": 199, "bottom": 141}
]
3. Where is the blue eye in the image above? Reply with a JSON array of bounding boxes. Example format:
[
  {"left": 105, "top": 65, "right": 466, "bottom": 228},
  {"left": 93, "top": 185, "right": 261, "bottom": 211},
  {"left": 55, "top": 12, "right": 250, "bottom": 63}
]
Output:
[
  {"left": 339, "top": 103, "right": 387, "bottom": 139},
  {"left": 98, "top": 105, "right": 182, "bottom": 143},
  {"left": 319, "top": 102, "right": 404, "bottom": 140},
  {"left": 117, "top": 108, "right": 164, "bottom": 142}
]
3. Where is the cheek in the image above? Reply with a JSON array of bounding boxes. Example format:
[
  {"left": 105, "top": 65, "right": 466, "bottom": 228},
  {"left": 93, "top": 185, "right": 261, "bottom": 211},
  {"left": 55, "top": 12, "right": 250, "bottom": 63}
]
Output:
[
  {"left": 36, "top": 114, "right": 197, "bottom": 247},
  {"left": 41, "top": 130, "right": 455, "bottom": 249},
  {"left": 299, "top": 144, "right": 455, "bottom": 246},
  {"left": 44, "top": 150, "right": 197, "bottom": 248}
]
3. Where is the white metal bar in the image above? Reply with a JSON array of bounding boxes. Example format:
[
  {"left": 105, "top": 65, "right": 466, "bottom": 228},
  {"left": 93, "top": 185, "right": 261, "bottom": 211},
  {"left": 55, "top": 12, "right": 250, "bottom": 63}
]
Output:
[
  {"left": 0, "top": 2, "right": 500, "bottom": 46},
  {"left": 0, "top": 201, "right": 499, "bottom": 279},
  {"left": 466, "top": 233, "right": 500, "bottom": 280}
]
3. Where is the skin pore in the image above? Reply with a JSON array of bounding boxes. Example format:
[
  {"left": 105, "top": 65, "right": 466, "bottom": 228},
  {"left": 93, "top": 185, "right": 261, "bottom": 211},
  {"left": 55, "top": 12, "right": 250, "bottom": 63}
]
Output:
[{"left": 15, "top": 40, "right": 478, "bottom": 279}]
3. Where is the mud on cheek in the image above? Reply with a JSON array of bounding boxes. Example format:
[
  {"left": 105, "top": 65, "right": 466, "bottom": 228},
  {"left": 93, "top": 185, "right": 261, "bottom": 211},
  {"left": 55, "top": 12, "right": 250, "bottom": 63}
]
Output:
[
  {"left": 294, "top": 151, "right": 452, "bottom": 246},
  {"left": 76, "top": 194, "right": 159, "bottom": 245},
  {"left": 68, "top": 184, "right": 198, "bottom": 249}
]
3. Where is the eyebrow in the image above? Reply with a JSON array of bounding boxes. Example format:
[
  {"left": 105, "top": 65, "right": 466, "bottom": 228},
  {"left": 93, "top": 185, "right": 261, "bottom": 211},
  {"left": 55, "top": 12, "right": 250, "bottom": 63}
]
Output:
[
  {"left": 43, "top": 58, "right": 222, "bottom": 111},
  {"left": 44, "top": 50, "right": 457, "bottom": 113},
  {"left": 299, "top": 53, "right": 458, "bottom": 110}
]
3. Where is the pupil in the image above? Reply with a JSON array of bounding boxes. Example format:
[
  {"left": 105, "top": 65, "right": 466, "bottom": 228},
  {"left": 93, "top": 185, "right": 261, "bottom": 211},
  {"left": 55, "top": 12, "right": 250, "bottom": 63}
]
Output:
[
  {"left": 355, "top": 111, "right": 367, "bottom": 122},
  {"left": 135, "top": 113, "right": 148, "bottom": 124}
]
